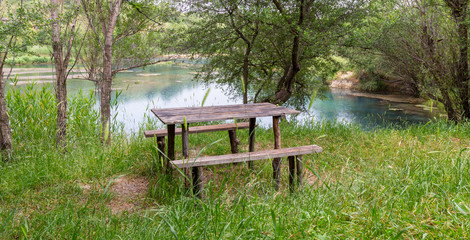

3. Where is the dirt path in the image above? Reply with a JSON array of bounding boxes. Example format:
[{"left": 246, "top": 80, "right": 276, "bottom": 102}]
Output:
[
  {"left": 79, "top": 175, "right": 150, "bottom": 214},
  {"left": 108, "top": 176, "right": 149, "bottom": 214}
]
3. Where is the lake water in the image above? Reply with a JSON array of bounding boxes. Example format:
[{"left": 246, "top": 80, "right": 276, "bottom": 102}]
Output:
[{"left": 7, "top": 63, "right": 436, "bottom": 131}]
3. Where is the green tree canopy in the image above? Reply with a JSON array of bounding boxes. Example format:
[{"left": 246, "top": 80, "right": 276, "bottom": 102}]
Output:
[{"left": 181, "top": 0, "right": 368, "bottom": 107}]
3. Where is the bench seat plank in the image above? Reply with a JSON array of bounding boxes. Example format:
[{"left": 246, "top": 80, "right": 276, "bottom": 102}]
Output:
[
  {"left": 144, "top": 122, "right": 250, "bottom": 138},
  {"left": 171, "top": 145, "right": 323, "bottom": 168}
]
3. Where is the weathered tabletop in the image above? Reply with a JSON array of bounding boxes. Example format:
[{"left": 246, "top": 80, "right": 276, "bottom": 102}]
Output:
[{"left": 151, "top": 102, "right": 300, "bottom": 125}]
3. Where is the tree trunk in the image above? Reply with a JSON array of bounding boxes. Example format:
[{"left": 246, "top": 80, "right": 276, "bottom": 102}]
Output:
[
  {"left": 0, "top": 34, "right": 13, "bottom": 160},
  {"left": 242, "top": 46, "right": 250, "bottom": 104},
  {"left": 101, "top": 36, "right": 113, "bottom": 144},
  {"left": 0, "top": 70, "right": 12, "bottom": 160},
  {"left": 51, "top": 0, "right": 67, "bottom": 147},
  {"left": 455, "top": 5, "right": 469, "bottom": 118},
  {"left": 272, "top": 64, "right": 300, "bottom": 104},
  {"left": 441, "top": 87, "right": 460, "bottom": 121},
  {"left": 100, "top": 0, "right": 122, "bottom": 144},
  {"left": 100, "top": 73, "right": 112, "bottom": 144},
  {"left": 268, "top": 0, "right": 305, "bottom": 105},
  {"left": 444, "top": 0, "right": 470, "bottom": 119}
]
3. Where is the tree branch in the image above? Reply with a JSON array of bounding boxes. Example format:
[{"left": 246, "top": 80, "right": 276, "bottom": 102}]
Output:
[{"left": 111, "top": 57, "right": 177, "bottom": 75}]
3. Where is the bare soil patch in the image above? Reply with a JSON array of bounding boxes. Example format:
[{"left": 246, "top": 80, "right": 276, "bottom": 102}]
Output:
[{"left": 108, "top": 176, "right": 149, "bottom": 214}]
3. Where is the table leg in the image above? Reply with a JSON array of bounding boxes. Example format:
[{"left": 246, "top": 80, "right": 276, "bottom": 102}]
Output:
[
  {"left": 181, "top": 123, "right": 192, "bottom": 191},
  {"left": 167, "top": 124, "right": 175, "bottom": 175},
  {"left": 272, "top": 115, "right": 281, "bottom": 191},
  {"left": 248, "top": 118, "right": 256, "bottom": 169},
  {"left": 157, "top": 136, "right": 165, "bottom": 170},
  {"left": 192, "top": 166, "right": 204, "bottom": 198},
  {"left": 228, "top": 129, "right": 239, "bottom": 166},
  {"left": 228, "top": 130, "right": 239, "bottom": 154}
]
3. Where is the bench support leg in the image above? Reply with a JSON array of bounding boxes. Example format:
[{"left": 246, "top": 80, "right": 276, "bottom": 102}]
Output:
[
  {"left": 288, "top": 155, "right": 304, "bottom": 192},
  {"left": 182, "top": 123, "right": 191, "bottom": 190},
  {"left": 248, "top": 118, "right": 256, "bottom": 169},
  {"left": 167, "top": 124, "right": 176, "bottom": 175},
  {"left": 192, "top": 166, "right": 204, "bottom": 198},
  {"left": 272, "top": 116, "right": 282, "bottom": 191},
  {"left": 157, "top": 136, "right": 165, "bottom": 170},
  {"left": 288, "top": 156, "right": 296, "bottom": 192},
  {"left": 296, "top": 155, "right": 303, "bottom": 188}
]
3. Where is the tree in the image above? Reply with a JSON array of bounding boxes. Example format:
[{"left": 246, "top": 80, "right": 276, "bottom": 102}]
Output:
[
  {"left": 0, "top": 0, "right": 36, "bottom": 159},
  {"left": 184, "top": 0, "right": 265, "bottom": 104},
  {"left": 50, "top": 0, "right": 83, "bottom": 147},
  {"left": 346, "top": 0, "right": 470, "bottom": 121},
  {"left": 184, "top": 0, "right": 367, "bottom": 106},
  {"left": 80, "top": 0, "right": 173, "bottom": 143},
  {"left": 444, "top": 0, "right": 469, "bottom": 119}
]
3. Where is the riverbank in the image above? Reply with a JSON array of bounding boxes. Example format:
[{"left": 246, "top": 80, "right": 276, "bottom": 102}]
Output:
[
  {"left": 344, "top": 91, "right": 445, "bottom": 118},
  {"left": 347, "top": 92, "right": 422, "bottom": 104},
  {"left": 329, "top": 71, "right": 445, "bottom": 118},
  {"left": 0, "top": 88, "right": 469, "bottom": 238}
]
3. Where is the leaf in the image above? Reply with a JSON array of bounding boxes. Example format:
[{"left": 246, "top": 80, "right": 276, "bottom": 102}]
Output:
[
  {"left": 270, "top": 209, "right": 278, "bottom": 238},
  {"left": 126, "top": 0, "right": 143, "bottom": 11},
  {"left": 307, "top": 90, "right": 318, "bottom": 111},
  {"left": 202, "top": 88, "right": 210, "bottom": 107},
  {"left": 159, "top": 214, "right": 179, "bottom": 240},
  {"left": 240, "top": 76, "right": 246, "bottom": 94}
]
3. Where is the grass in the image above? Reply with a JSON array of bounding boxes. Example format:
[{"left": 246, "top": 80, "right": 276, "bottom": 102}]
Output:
[
  {"left": 4, "top": 45, "right": 59, "bottom": 65},
  {"left": 1, "top": 86, "right": 470, "bottom": 238}
]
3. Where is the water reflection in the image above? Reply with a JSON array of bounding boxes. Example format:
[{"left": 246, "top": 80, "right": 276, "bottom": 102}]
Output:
[
  {"left": 304, "top": 89, "right": 431, "bottom": 129},
  {"left": 8, "top": 63, "right": 434, "bottom": 131}
]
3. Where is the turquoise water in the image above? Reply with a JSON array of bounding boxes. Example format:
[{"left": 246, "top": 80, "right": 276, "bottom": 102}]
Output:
[
  {"left": 7, "top": 63, "right": 435, "bottom": 131},
  {"left": 305, "top": 89, "right": 432, "bottom": 129}
]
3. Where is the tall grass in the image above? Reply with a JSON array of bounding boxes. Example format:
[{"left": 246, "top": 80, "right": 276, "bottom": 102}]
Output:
[{"left": 1, "top": 86, "right": 470, "bottom": 238}]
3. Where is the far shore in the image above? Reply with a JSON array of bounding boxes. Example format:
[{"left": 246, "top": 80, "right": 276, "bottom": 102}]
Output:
[{"left": 346, "top": 92, "right": 423, "bottom": 104}]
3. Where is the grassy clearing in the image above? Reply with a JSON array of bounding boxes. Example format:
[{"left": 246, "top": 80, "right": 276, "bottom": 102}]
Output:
[{"left": 1, "top": 86, "right": 470, "bottom": 239}]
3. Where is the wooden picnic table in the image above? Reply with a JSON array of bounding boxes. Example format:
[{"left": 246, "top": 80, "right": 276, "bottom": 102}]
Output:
[{"left": 151, "top": 102, "right": 300, "bottom": 192}]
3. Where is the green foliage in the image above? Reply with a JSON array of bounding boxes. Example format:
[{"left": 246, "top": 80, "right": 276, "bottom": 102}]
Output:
[
  {"left": 3, "top": 45, "right": 51, "bottom": 65},
  {"left": 6, "top": 85, "right": 57, "bottom": 143},
  {"left": 5, "top": 85, "right": 100, "bottom": 146},
  {"left": 343, "top": 0, "right": 470, "bottom": 119},
  {"left": 28, "top": 45, "right": 50, "bottom": 56},
  {"left": 80, "top": 0, "right": 176, "bottom": 76},
  {"left": 356, "top": 70, "right": 388, "bottom": 92},
  {"left": 2, "top": 112, "right": 470, "bottom": 238},
  {"left": 0, "top": 1, "right": 41, "bottom": 58},
  {"left": 182, "top": 0, "right": 368, "bottom": 107},
  {"left": 4, "top": 55, "right": 49, "bottom": 65}
]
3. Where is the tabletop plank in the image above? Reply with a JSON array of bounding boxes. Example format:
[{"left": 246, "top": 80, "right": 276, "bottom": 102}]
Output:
[
  {"left": 154, "top": 102, "right": 273, "bottom": 116},
  {"left": 152, "top": 103, "right": 275, "bottom": 118},
  {"left": 151, "top": 103, "right": 300, "bottom": 124}
]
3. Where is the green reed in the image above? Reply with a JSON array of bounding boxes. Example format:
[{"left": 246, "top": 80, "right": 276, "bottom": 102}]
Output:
[{"left": 1, "top": 86, "right": 470, "bottom": 238}]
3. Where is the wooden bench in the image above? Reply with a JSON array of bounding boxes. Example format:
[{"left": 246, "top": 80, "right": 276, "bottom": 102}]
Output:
[
  {"left": 145, "top": 122, "right": 252, "bottom": 165},
  {"left": 171, "top": 145, "right": 323, "bottom": 197}
]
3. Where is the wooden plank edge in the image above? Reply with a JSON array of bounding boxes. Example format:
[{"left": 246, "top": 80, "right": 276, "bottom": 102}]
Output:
[
  {"left": 144, "top": 122, "right": 252, "bottom": 138},
  {"left": 171, "top": 145, "right": 323, "bottom": 168}
]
